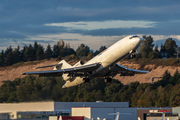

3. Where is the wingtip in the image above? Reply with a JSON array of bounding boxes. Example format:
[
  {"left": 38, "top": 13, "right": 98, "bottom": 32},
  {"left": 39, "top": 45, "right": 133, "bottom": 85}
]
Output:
[{"left": 21, "top": 72, "right": 26, "bottom": 75}]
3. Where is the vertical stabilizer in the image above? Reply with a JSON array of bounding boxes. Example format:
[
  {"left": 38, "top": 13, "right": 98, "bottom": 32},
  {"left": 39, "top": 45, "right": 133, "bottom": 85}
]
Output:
[
  {"left": 53, "top": 60, "right": 72, "bottom": 70},
  {"left": 115, "top": 114, "right": 119, "bottom": 120},
  {"left": 55, "top": 60, "right": 73, "bottom": 81}
]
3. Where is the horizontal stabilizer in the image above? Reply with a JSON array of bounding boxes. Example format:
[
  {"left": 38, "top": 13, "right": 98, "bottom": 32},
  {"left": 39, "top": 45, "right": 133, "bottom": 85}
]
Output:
[{"left": 34, "top": 63, "right": 62, "bottom": 69}]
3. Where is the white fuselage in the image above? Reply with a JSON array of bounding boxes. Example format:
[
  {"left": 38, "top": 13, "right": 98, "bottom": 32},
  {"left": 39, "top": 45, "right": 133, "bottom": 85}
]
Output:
[{"left": 62, "top": 35, "right": 142, "bottom": 88}]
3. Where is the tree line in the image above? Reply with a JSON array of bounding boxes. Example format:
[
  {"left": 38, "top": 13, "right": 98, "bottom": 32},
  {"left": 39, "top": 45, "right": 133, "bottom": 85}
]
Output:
[
  {"left": 138, "top": 36, "right": 178, "bottom": 59},
  {"left": 0, "top": 35, "right": 178, "bottom": 67},
  {"left": 1, "top": 69, "right": 180, "bottom": 107},
  {"left": 0, "top": 40, "right": 107, "bottom": 67},
  {"left": 0, "top": 41, "right": 74, "bottom": 66}
]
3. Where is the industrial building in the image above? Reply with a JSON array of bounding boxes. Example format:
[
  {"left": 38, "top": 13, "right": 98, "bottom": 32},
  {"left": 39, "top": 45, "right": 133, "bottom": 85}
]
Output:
[
  {"left": 0, "top": 101, "right": 179, "bottom": 120},
  {"left": 0, "top": 101, "right": 128, "bottom": 120},
  {"left": 72, "top": 107, "right": 137, "bottom": 120},
  {"left": 172, "top": 106, "right": 180, "bottom": 120},
  {"left": 137, "top": 108, "right": 178, "bottom": 120}
]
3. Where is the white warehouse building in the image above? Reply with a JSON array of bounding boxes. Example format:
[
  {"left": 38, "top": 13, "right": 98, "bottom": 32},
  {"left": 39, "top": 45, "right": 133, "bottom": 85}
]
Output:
[{"left": 72, "top": 107, "right": 137, "bottom": 120}]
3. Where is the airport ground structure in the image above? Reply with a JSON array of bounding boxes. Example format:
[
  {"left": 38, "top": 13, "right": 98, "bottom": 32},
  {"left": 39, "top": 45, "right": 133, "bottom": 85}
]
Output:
[{"left": 0, "top": 101, "right": 179, "bottom": 120}]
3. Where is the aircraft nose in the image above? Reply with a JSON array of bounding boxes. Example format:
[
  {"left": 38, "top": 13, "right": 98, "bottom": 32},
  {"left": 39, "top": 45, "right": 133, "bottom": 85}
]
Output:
[
  {"left": 133, "top": 37, "right": 142, "bottom": 50},
  {"left": 134, "top": 37, "right": 141, "bottom": 44}
]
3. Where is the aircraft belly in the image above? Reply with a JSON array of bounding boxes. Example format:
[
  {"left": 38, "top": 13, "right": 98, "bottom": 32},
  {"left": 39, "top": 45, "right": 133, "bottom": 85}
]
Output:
[{"left": 89, "top": 66, "right": 110, "bottom": 79}]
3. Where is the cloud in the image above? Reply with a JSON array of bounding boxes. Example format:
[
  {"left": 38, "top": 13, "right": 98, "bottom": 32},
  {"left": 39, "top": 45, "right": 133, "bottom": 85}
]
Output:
[
  {"left": 63, "top": 39, "right": 79, "bottom": 41},
  {"left": 0, "top": 0, "right": 180, "bottom": 51},
  {"left": 45, "top": 20, "right": 156, "bottom": 30},
  {"left": 23, "top": 33, "right": 123, "bottom": 50}
]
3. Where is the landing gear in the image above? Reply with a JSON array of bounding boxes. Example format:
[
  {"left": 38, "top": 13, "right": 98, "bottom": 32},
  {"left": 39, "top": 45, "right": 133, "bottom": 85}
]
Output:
[
  {"left": 130, "top": 50, "right": 136, "bottom": 54},
  {"left": 130, "top": 54, "right": 136, "bottom": 58},
  {"left": 83, "top": 78, "right": 90, "bottom": 83},
  {"left": 130, "top": 50, "right": 136, "bottom": 58},
  {"left": 104, "top": 77, "right": 112, "bottom": 83}
]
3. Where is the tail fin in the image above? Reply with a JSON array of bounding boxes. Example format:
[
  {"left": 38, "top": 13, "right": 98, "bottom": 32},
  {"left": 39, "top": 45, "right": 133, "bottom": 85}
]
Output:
[
  {"left": 115, "top": 114, "right": 119, "bottom": 120},
  {"left": 53, "top": 60, "right": 72, "bottom": 70},
  {"left": 55, "top": 60, "right": 73, "bottom": 81}
]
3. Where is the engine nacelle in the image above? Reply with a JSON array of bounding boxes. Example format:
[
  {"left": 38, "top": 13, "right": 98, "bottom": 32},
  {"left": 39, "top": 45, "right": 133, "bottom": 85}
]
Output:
[
  {"left": 73, "top": 60, "right": 84, "bottom": 67},
  {"left": 120, "top": 72, "right": 135, "bottom": 76}
]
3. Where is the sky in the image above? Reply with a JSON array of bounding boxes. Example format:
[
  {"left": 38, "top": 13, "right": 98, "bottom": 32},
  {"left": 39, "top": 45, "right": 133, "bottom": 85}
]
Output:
[{"left": 1, "top": 0, "right": 180, "bottom": 51}]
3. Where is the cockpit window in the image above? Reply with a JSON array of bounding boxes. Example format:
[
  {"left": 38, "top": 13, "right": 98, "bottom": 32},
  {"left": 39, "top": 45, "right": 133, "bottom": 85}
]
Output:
[{"left": 129, "top": 35, "right": 139, "bottom": 39}]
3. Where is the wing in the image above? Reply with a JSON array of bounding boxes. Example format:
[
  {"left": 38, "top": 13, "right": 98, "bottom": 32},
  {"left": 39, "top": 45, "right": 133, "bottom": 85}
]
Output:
[
  {"left": 110, "top": 63, "right": 149, "bottom": 76},
  {"left": 22, "top": 63, "right": 101, "bottom": 77}
]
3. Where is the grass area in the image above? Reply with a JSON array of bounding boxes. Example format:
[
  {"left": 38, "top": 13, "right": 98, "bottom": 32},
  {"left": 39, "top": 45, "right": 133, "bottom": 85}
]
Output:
[
  {"left": 11, "top": 59, "right": 50, "bottom": 68},
  {"left": 7, "top": 55, "right": 80, "bottom": 68},
  {"left": 5, "top": 57, "right": 180, "bottom": 69},
  {"left": 10, "top": 55, "right": 80, "bottom": 68},
  {"left": 129, "top": 58, "right": 180, "bottom": 68}
]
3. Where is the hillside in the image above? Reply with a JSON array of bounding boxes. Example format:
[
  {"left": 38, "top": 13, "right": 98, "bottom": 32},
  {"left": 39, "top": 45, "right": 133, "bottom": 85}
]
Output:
[{"left": 0, "top": 58, "right": 179, "bottom": 85}]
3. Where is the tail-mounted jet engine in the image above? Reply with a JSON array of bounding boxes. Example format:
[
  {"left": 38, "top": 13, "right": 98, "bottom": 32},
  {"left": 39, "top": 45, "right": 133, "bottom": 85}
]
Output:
[{"left": 73, "top": 60, "right": 84, "bottom": 67}]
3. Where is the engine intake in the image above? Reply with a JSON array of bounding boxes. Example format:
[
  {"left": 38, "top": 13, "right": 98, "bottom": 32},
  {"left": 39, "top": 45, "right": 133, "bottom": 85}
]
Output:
[{"left": 73, "top": 60, "right": 84, "bottom": 67}]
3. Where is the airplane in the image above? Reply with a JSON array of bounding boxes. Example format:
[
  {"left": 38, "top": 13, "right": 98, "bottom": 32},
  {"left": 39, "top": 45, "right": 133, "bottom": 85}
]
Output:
[
  {"left": 22, "top": 35, "right": 149, "bottom": 88},
  {"left": 109, "top": 112, "right": 132, "bottom": 120}
]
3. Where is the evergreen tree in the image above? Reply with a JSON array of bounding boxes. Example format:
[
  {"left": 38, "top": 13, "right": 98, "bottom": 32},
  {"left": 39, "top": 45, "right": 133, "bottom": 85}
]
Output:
[
  {"left": 12, "top": 45, "right": 21, "bottom": 63},
  {"left": 169, "top": 69, "right": 180, "bottom": 85},
  {"left": 57, "top": 40, "right": 64, "bottom": 48},
  {"left": 33, "top": 41, "right": 38, "bottom": 59},
  {"left": 160, "top": 70, "right": 171, "bottom": 87},
  {"left": 0, "top": 80, "right": 16, "bottom": 102},
  {"left": 21, "top": 46, "right": 26, "bottom": 62},
  {"left": 139, "top": 35, "right": 154, "bottom": 58},
  {"left": 169, "top": 84, "right": 180, "bottom": 107},
  {"left": 94, "top": 46, "right": 107, "bottom": 56},
  {"left": 45, "top": 44, "right": 53, "bottom": 60},
  {"left": 160, "top": 44, "right": 166, "bottom": 52},
  {"left": 164, "top": 38, "right": 177, "bottom": 57},
  {"left": 57, "top": 40, "right": 64, "bottom": 58},
  {"left": 63, "top": 48, "right": 76, "bottom": 57},
  {"left": 5, "top": 46, "right": 13, "bottom": 65},
  {"left": 0, "top": 50, "right": 5, "bottom": 67},
  {"left": 36, "top": 44, "right": 44, "bottom": 60},
  {"left": 53, "top": 44, "right": 59, "bottom": 58},
  {"left": 52, "top": 40, "right": 65, "bottom": 59},
  {"left": 76, "top": 44, "right": 90, "bottom": 56},
  {"left": 24, "top": 44, "right": 34, "bottom": 61},
  {"left": 154, "top": 44, "right": 159, "bottom": 52},
  {"left": 99, "top": 46, "right": 107, "bottom": 53}
]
